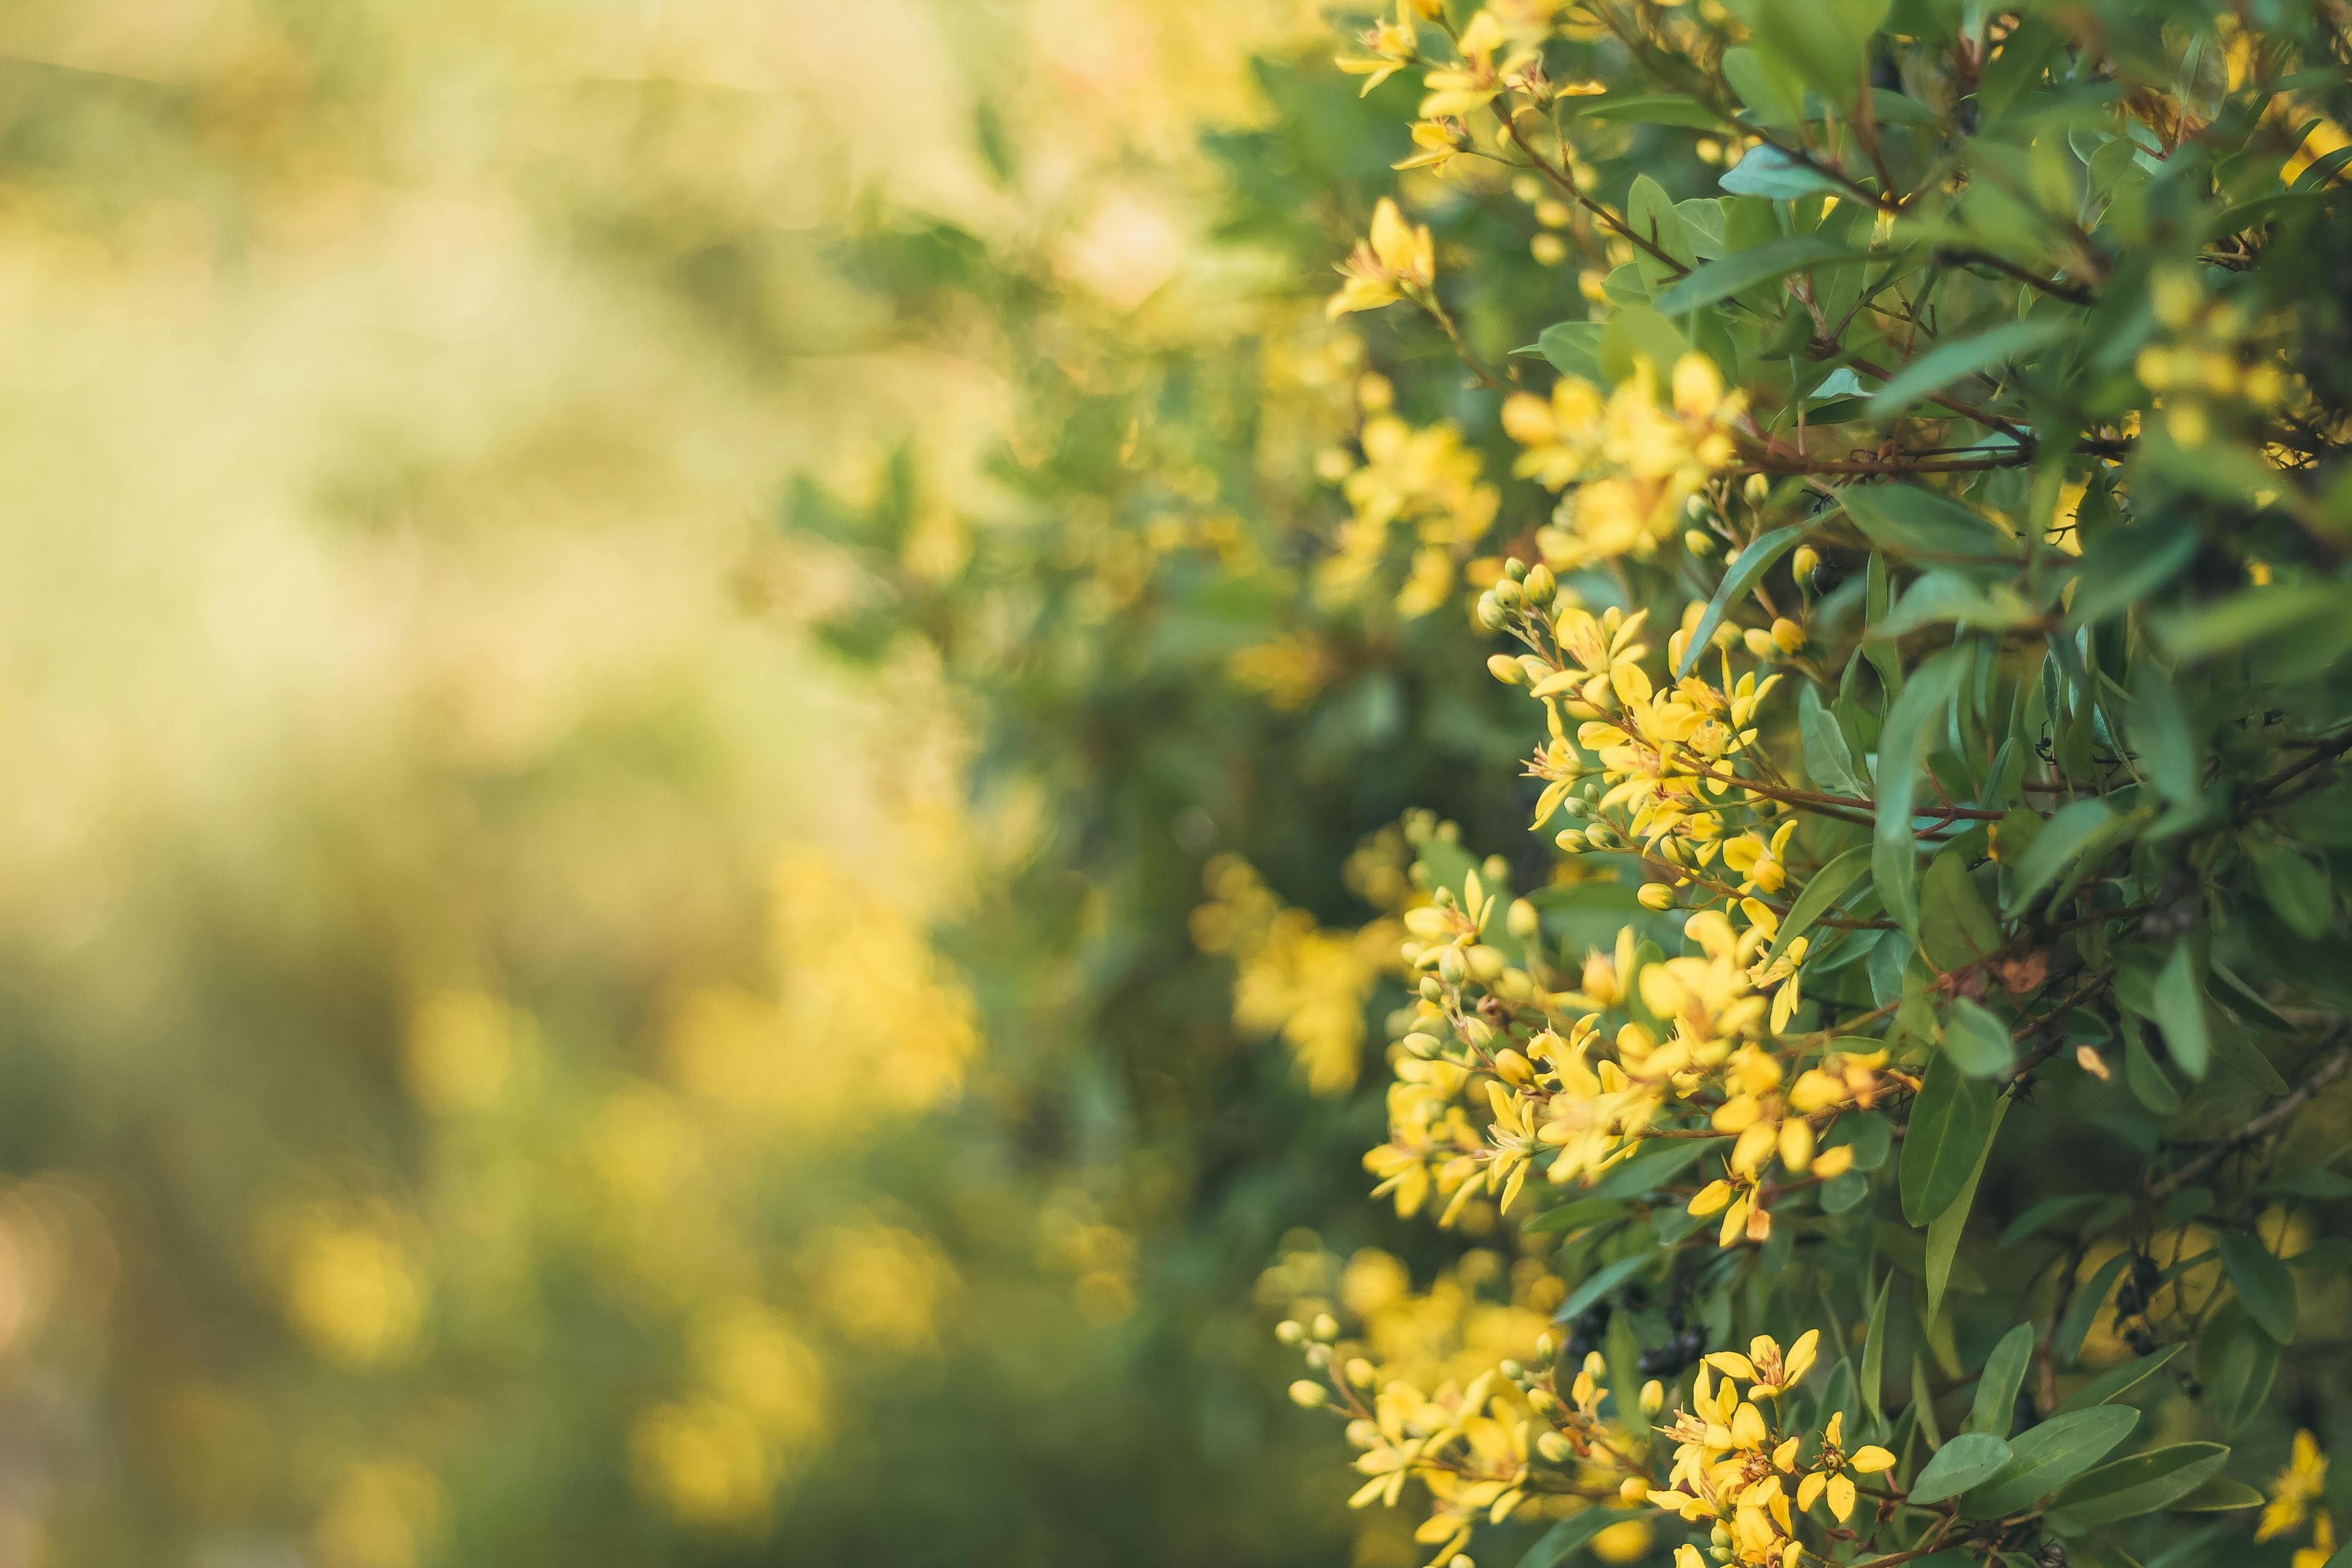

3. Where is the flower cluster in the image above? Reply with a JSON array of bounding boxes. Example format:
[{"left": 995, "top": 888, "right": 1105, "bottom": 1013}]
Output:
[
  {"left": 1649, "top": 1335, "right": 1894, "bottom": 1568},
  {"left": 1502, "top": 356, "right": 1745, "bottom": 568}
]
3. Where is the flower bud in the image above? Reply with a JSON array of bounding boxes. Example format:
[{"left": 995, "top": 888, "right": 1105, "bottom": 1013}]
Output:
[
  {"left": 1439, "top": 946, "right": 1468, "bottom": 984},
  {"left": 1493, "top": 577, "right": 1525, "bottom": 608},
  {"left": 1522, "top": 564, "right": 1556, "bottom": 605},
  {"left": 1791, "top": 545, "right": 1819, "bottom": 585},
  {"left": 1476, "top": 592, "right": 1507, "bottom": 630},
  {"left": 1507, "top": 898, "right": 1539, "bottom": 938},
  {"left": 1743, "top": 473, "right": 1770, "bottom": 504},
  {"left": 1640, "top": 1379, "right": 1664, "bottom": 1414},
  {"left": 1621, "top": 1474, "right": 1651, "bottom": 1502},
  {"left": 1311, "top": 1313, "right": 1338, "bottom": 1340},
  {"left": 1637, "top": 883, "right": 1675, "bottom": 911},
  {"left": 1811, "top": 1145, "right": 1854, "bottom": 1179},
  {"left": 1684, "top": 529, "right": 1716, "bottom": 558},
  {"left": 1289, "top": 1379, "right": 1329, "bottom": 1408},
  {"left": 1488, "top": 654, "right": 1528, "bottom": 685},
  {"left": 1276, "top": 1319, "right": 1305, "bottom": 1344},
  {"left": 1771, "top": 617, "right": 1806, "bottom": 654},
  {"left": 1503, "top": 557, "right": 1528, "bottom": 582},
  {"left": 1346, "top": 1357, "right": 1376, "bottom": 1387},
  {"left": 1537, "top": 1430, "right": 1574, "bottom": 1462}
]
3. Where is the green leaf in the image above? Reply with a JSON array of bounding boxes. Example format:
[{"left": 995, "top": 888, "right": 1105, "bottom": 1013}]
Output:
[
  {"left": 1999, "top": 1194, "right": 2098, "bottom": 1250},
  {"left": 1590, "top": 1137, "right": 1725, "bottom": 1199},
  {"left": 1519, "top": 1508, "right": 1641, "bottom": 1568},
  {"left": 1653, "top": 235, "right": 1856, "bottom": 314},
  {"left": 1801, "top": 684, "right": 1866, "bottom": 795},
  {"left": 2249, "top": 836, "right": 2334, "bottom": 940},
  {"left": 1875, "top": 650, "right": 1967, "bottom": 938},
  {"left": 2066, "top": 526, "right": 2199, "bottom": 630},
  {"left": 1677, "top": 524, "right": 1812, "bottom": 678},
  {"left": 2003, "top": 799, "right": 2116, "bottom": 916},
  {"left": 1764, "top": 844, "right": 1870, "bottom": 967},
  {"left": 1581, "top": 94, "right": 1724, "bottom": 129},
  {"left": 2046, "top": 1442, "right": 2231, "bottom": 1528},
  {"left": 1606, "top": 1307, "right": 1648, "bottom": 1447},
  {"left": 2156, "top": 581, "right": 2344, "bottom": 661},
  {"left": 2173, "top": 1476, "right": 2264, "bottom": 1511},
  {"left": 2053, "top": 1344, "right": 2184, "bottom": 1414},
  {"left": 2052, "top": 1251, "right": 2132, "bottom": 1370},
  {"left": 2127, "top": 661, "right": 2200, "bottom": 805},
  {"left": 1910, "top": 1354, "right": 1944, "bottom": 1448},
  {"left": 1920, "top": 848, "right": 2000, "bottom": 973},
  {"left": 1627, "top": 175, "right": 1695, "bottom": 290},
  {"left": 2220, "top": 1232, "right": 2298, "bottom": 1343},
  {"left": 1902, "top": 1050, "right": 1999, "bottom": 1225},
  {"left": 1911, "top": 1432, "right": 2015, "bottom": 1504},
  {"left": 1940, "top": 998, "right": 2017, "bottom": 1077},
  {"left": 1926, "top": 1096, "right": 2006, "bottom": 1322},
  {"left": 1522, "top": 1197, "right": 1634, "bottom": 1235},
  {"left": 2122, "top": 1021, "right": 2182, "bottom": 1115},
  {"left": 1962, "top": 1406, "right": 2141, "bottom": 1517},
  {"left": 1965, "top": 1324, "right": 2037, "bottom": 1439},
  {"left": 1559, "top": 1253, "right": 1655, "bottom": 1322},
  {"left": 1866, "top": 317, "right": 2073, "bottom": 416},
  {"left": 1873, "top": 571, "right": 2032, "bottom": 638},
  {"left": 1719, "top": 144, "right": 1850, "bottom": 200},
  {"left": 2152, "top": 941, "right": 2211, "bottom": 1081},
  {"left": 1842, "top": 485, "right": 2019, "bottom": 560},
  {"left": 1537, "top": 321, "right": 1606, "bottom": 383},
  {"left": 1860, "top": 1273, "right": 1891, "bottom": 1423},
  {"left": 2207, "top": 1003, "right": 2290, "bottom": 1096},
  {"left": 2198, "top": 1303, "right": 2281, "bottom": 1436}
]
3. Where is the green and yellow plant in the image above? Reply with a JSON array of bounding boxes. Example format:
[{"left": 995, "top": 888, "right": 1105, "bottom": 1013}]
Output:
[{"left": 1261, "top": 3, "right": 2352, "bottom": 1567}]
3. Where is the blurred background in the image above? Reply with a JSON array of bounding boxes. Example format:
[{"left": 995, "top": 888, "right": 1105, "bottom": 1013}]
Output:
[{"left": 0, "top": 0, "right": 1534, "bottom": 1562}]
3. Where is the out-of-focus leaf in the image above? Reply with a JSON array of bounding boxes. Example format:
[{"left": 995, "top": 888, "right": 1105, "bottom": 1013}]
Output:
[
  {"left": 2152, "top": 941, "right": 2211, "bottom": 1080},
  {"left": 1866, "top": 318, "right": 2072, "bottom": 415},
  {"left": 1874, "top": 649, "right": 1967, "bottom": 937},
  {"left": 2220, "top": 1232, "right": 2297, "bottom": 1343},
  {"left": 1654, "top": 235, "right": 1856, "bottom": 314}
]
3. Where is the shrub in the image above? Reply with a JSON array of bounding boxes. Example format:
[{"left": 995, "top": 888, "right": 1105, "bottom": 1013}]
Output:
[{"left": 1262, "top": 4, "right": 2352, "bottom": 1568}]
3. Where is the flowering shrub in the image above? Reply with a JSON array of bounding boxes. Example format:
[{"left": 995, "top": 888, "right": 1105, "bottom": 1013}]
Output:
[{"left": 1262, "top": 3, "right": 2352, "bottom": 1568}]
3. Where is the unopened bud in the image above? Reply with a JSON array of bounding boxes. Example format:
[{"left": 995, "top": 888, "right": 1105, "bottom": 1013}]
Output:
[
  {"left": 1346, "top": 1357, "right": 1376, "bottom": 1387},
  {"left": 1289, "top": 1380, "right": 1329, "bottom": 1408},
  {"left": 1503, "top": 557, "right": 1529, "bottom": 582},
  {"left": 1311, "top": 1313, "right": 1338, "bottom": 1340},
  {"left": 1743, "top": 473, "right": 1770, "bottom": 504},
  {"left": 1684, "top": 529, "right": 1716, "bottom": 558},
  {"left": 1637, "top": 883, "right": 1675, "bottom": 911},
  {"left": 1791, "top": 545, "right": 1819, "bottom": 584},
  {"left": 1488, "top": 654, "right": 1528, "bottom": 685},
  {"left": 1476, "top": 592, "right": 1506, "bottom": 630},
  {"left": 1276, "top": 1320, "right": 1305, "bottom": 1344},
  {"left": 1523, "top": 564, "right": 1556, "bottom": 605}
]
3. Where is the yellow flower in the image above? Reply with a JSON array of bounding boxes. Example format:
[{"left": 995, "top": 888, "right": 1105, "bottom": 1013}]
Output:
[
  {"left": 1793, "top": 1411, "right": 1896, "bottom": 1522},
  {"left": 1336, "top": 1, "right": 1420, "bottom": 96},
  {"left": 1396, "top": 118, "right": 1472, "bottom": 175},
  {"left": 1703, "top": 1330, "right": 1819, "bottom": 1399},
  {"left": 2262, "top": 1430, "right": 2330, "bottom": 1542},
  {"left": 1328, "top": 198, "right": 1436, "bottom": 319}
]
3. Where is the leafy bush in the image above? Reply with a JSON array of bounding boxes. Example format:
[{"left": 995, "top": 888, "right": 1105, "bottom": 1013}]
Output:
[{"left": 1252, "top": 4, "right": 2352, "bottom": 1568}]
